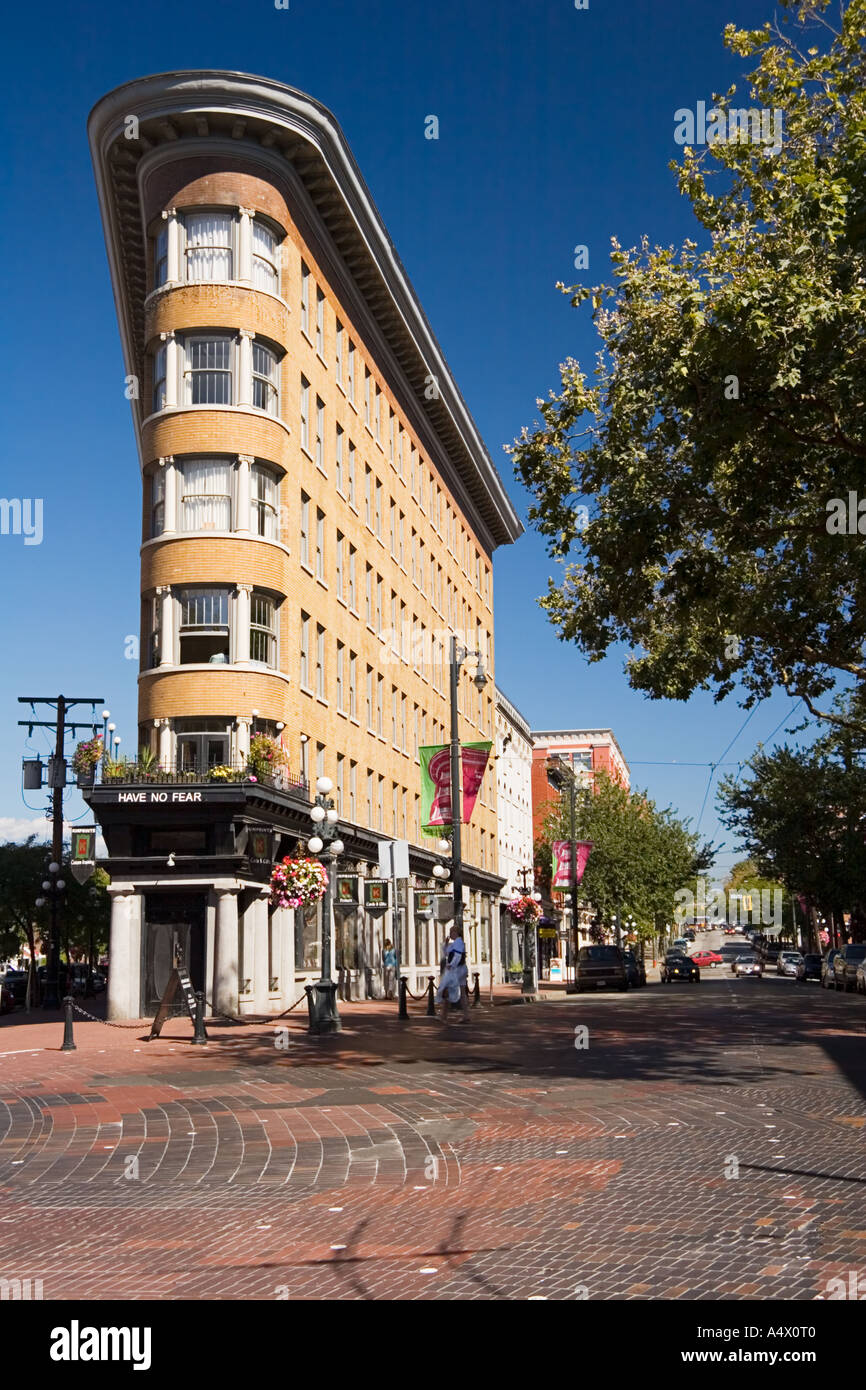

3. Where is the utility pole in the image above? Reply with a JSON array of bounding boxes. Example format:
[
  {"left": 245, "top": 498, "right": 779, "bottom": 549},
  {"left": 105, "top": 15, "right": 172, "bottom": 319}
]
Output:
[{"left": 18, "top": 695, "right": 104, "bottom": 1009}]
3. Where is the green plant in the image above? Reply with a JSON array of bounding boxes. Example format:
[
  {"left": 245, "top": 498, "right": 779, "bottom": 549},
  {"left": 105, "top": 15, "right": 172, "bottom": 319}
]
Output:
[
  {"left": 72, "top": 736, "right": 103, "bottom": 774},
  {"left": 137, "top": 746, "right": 157, "bottom": 773}
]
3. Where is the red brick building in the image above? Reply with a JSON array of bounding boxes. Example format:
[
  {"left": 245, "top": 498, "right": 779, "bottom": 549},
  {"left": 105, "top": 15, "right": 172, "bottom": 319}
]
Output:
[{"left": 530, "top": 728, "right": 630, "bottom": 842}]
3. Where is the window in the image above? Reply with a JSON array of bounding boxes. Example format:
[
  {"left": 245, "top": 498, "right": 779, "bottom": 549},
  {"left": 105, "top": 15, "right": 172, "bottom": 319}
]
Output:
[
  {"left": 335, "top": 531, "right": 344, "bottom": 600},
  {"left": 152, "top": 344, "right": 167, "bottom": 413},
  {"left": 399, "top": 425, "right": 405, "bottom": 478},
  {"left": 300, "top": 612, "right": 310, "bottom": 688},
  {"left": 348, "top": 340, "right": 356, "bottom": 402},
  {"left": 251, "top": 464, "right": 278, "bottom": 539},
  {"left": 186, "top": 336, "right": 232, "bottom": 405},
  {"left": 349, "top": 760, "right": 357, "bottom": 818},
  {"left": 348, "top": 544, "right": 357, "bottom": 611},
  {"left": 365, "top": 466, "right": 372, "bottom": 527},
  {"left": 390, "top": 500, "right": 397, "bottom": 557},
  {"left": 301, "top": 262, "right": 310, "bottom": 335},
  {"left": 252, "top": 342, "right": 279, "bottom": 415},
  {"left": 367, "top": 771, "right": 374, "bottom": 826},
  {"left": 316, "top": 625, "right": 325, "bottom": 698},
  {"left": 374, "top": 384, "right": 381, "bottom": 441},
  {"left": 375, "top": 478, "right": 382, "bottom": 538},
  {"left": 335, "top": 321, "right": 344, "bottom": 384},
  {"left": 393, "top": 783, "right": 399, "bottom": 834},
  {"left": 364, "top": 368, "right": 371, "bottom": 428},
  {"left": 392, "top": 687, "right": 398, "bottom": 745},
  {"left": 389, "top": 410, "right": 395, "bottom": 468},
  {"left": 316, "top": 289, "right": 325, "bottom": 357},
  {"left": 252, "top": 219, "right": 279, "bottom": 292},
  {"left": 376, "top": 574, "right": 383, "bottom": 634},
  {"left": 419, "top": 539, "right": 425, "bottom": 594},
  {"left": 178, "top": 588, "right": 230, "bottom": 664},
  {"left": 155, "top": 227, "right": 168, "bottom": 287},
  {"left": 151, "top": 469, "right": 165, "bottom": 537},
  {"left": 349, "top": 651, "right": 357, "bottom": 719},
  {"left": 335, "top": 425, "right": 344, "bottom": 494},
  {"left": 401, "top": 694, "right": 407, "bottom": 753},
  {"left": 400, "top": 601, "right": 407, "bottom": 660},
  {"left": 316, "top": 508, "right": 325, "bottom": 581},
  {"left": 347, "top": 441, "right": 356, "bottom": 507},
  {"left": 316, "top": 742, "right": 325, "bottom": 781},
  {"left": 411, "top": 529, "right": 417, "bottom": 584},
  {"left": 147, "top": 595, "right": 160, "bottom": 668},
  {"left": 300, "top": 377, "right": 310, "bottom": 451},
  {"left": 377, "top": 775, "right": 384, "bottom": 830},
  {"left": 391, "top": 591, "right": 398, "bottom": 653},
  {"left": 398, "top": 512, "right": 405, "bottom": 567},
  {"left": 315, "top": 397, "right": 325, "bottom": 472},
  {"left": 365, "top": 564, "right": 373, "bottom": 626},
  {"left": 376, "top": 674, "right": 384, "bottom": 737},
  {"left": 366, "top": 667, "right": 374, "bottom": 730},
  {"left": 300, "top": 492, "right": 310, "bottom": 568},
  {"left": 336, "top": 641, "right": 345, "bottom": 711},
  {"left": 180, "top": 459, "right": 231, "bottom": 531},
  {"left": 250, "top": 592, "right": 277, "bottom": 667},
  {"left": 185, "top": 212, "right": 232, "bottom": 282}
]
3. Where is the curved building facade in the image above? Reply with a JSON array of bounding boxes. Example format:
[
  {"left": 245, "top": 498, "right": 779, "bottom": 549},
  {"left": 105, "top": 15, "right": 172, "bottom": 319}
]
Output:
[{"left": 88, "top": 72, "right": 522, "bottom": 1018}]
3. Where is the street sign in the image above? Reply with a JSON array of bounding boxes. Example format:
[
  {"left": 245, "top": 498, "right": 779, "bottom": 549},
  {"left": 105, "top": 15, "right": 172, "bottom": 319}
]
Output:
[
  {"left": 70, "top": 829, "right": 96, "bottom": 883},
  {"left": 538, "top": 927, "right": 559, "bottom": 939},
  {"left": 364, "top": 879, "right": 390, "bottom": 914},
  {"left": 378, "top": 839, "right": 410, "bottom": 879}
]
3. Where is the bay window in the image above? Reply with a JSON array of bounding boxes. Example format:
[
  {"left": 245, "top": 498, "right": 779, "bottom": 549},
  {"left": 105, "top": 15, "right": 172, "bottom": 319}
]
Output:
[
  {"left": 180, "top": 459, "right": 232, "bottom": 531},
  {"left": 185, "top": 212, "right": 233, "bottom": 282},
  {"left": 252, "top": 219, "right": 279, "bottom": 292},
  {"left": 251, "top": 464, "right": 278, "bottom": 538},
  {"left": 178, "top": 588, "right": 230, "bottom": 664},
  {"left": 252, "top": 341, "right": 279, "bottom": 414},
  {"left": 250, "top": 591, "right": 277, "bottom": 668},
  {"left": 152, "top": 344, "right": 167, "bottom": 413},
  {"left": 150, "top": 469, "right": 165, "bottom": 537},
  {"left": 186, "top": 336, "right": 233, "bottom": 405}
]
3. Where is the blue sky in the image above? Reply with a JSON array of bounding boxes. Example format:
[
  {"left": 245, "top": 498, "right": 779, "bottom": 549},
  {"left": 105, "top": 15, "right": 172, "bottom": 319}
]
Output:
[{"left": 0, "top": 0, "right": 815, "bottom": 875}]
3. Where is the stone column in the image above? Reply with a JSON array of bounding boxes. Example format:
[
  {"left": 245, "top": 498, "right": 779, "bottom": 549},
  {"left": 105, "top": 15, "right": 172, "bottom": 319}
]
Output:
[
  {"left": 253, "top": 891, "right": 271, "bottom": 1013},
  {"left": 157, "top": 586, "right": 173, "bottom": 667},
  {"left": 234, "top": 583, "right": 252, "bottom": 663},
  {"left": 239, "top": 894, "right": 256, "bottom": 1015},
  {"left": 277, "top": 906, "right": 295, "bottom": 1010},
  {"left": 238, "top": 329, "right": 254, "bottom": 407},
  {"left": 163, "top": 208, "right": 181, "bottom": 282},
  {"left": 238, "top": 207, "right": 254, "bottom": 285},
  {"left": 213, "top": 886, "right": 240, "bottom": 1017},
  {"left": 161, "top": 456, "right": 177, "bottom": 535},
  {"left": 236, "top": 454, "right": 253, "bottom": 535},
  {"left": 162, "top": 331, "right": 178, "bottom": 408},
  {"left": 235, "top": 716, "right": 251, "bottom": 767},
  {"left": 107, "top": 887, "right": 140, "bottom": 1020},
  {"left": 158, "top": 718, "right": 172, "bottom": 767}
]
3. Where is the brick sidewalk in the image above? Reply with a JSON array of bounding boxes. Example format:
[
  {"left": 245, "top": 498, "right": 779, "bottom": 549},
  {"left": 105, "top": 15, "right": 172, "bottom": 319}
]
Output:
[{"left": 2, "top": 977, "right": 865, "bottom": 1300}]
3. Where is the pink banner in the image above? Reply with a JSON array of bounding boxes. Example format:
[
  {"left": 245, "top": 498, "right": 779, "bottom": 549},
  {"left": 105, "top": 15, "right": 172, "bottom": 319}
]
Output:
[
  {"left": 461, "top": 743, "right": 491, "bottom": 824},
  {"left": 552, "top": 839, "right": 593, "bottom": 889}
]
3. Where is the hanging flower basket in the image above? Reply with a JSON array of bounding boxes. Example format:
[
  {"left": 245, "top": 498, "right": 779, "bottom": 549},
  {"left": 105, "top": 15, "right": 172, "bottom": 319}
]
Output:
[
  {"left": 270, "top": 855, "right": 328, "bottom": 910},
  {"left": 72, "top": 736, "right": 102, "bottom": 784},
  {"left": 247, "top": 733, "right": 287, "bottom": 783},
  {"left": 508, "top": 894, "right": 542, "bottom": 924}
]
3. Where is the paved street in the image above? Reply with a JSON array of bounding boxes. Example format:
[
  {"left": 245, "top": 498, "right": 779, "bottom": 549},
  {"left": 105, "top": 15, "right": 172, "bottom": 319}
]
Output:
[{"left": 2, "top": 935, "right": 865, "bottom": 1302}]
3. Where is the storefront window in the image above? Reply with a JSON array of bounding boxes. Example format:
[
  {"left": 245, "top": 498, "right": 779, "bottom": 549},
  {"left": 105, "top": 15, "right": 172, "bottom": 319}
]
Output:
[{"left": 296, "top": 902, "right": 320, "bottom": 971}]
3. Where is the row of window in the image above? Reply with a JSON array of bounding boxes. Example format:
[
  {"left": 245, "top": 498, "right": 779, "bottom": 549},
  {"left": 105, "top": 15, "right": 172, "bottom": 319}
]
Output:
[
  {"left": 154, "top": 210, "right": 281, "bottom": 294},
  {"left": 150, "top": 457, "right": 279, "bottom": 539},
  {"left": 148, "top": 330, "right": 491, "bottom": 602}
]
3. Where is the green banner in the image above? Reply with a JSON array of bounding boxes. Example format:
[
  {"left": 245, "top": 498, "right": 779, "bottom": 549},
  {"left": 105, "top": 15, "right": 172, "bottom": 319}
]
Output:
[{"left": 419, "top": 742, "right": 492, "bottom": 832}]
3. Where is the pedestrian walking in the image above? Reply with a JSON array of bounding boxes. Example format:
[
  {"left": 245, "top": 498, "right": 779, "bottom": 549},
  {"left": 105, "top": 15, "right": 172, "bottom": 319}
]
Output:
[
  {"left": 382, "top": 939, "right": 398, "bottom": 1000},
  {"left": 436, "top": 924, "right": 470, "bottom": 1022}
]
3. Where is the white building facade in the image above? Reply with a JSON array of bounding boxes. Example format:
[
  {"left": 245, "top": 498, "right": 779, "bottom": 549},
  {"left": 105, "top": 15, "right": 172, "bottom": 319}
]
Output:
[{"left": 495, "top": 687, "right": 534, "bottom": 978}]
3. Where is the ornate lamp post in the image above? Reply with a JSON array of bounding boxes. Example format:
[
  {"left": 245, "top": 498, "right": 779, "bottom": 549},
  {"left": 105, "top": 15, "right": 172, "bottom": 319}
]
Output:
[
  {"left": 515, "top": 864, "right": 542, "bottom": 995},
  {"left": 306, "top": 775, "right": 345, "bottom": 1035}
]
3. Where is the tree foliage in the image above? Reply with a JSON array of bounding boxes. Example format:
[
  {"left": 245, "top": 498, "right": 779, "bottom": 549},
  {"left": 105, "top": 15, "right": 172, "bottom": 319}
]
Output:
[
  {"left": 0, "top": 838, "right": 110, "bottom": 970},
  {"left": 511, "top": 0, "right": 866, "bottom": 728},
  {"left": 537, "top": 772, "right": 713, "bottom": 939}
]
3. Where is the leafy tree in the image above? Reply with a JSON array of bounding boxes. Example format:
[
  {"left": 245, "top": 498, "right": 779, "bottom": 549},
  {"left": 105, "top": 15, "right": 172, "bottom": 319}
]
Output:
[
  {"left": 717, "top": 702, "right": 866, "bottom": 939},
  {"left": 722, "top": 857, "right": 793, "bottom": 932},
  {"left": 0, "top": 839, "right": 110, "bottom": 986},
  {"left": 538, "top": 772, "right": 713, "bottom": 944},
  {"left": 511, "top": 0, "right": 866, "bottom": 729}
]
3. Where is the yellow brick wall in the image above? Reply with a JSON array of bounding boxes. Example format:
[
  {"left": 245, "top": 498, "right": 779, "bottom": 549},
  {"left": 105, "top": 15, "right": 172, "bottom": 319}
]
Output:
[{"left": 135, "top": 160, "right": 498, "bottom": 868}]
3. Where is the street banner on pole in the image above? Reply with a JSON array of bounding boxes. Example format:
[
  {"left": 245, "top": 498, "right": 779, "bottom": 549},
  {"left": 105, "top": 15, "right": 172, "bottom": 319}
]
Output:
[
  {"left": 552, "top": 840, "right": 593, "bottom": 889},
  {"left": 70, "top": 828, "right": 96, "bottom": 884},
  {"left": 420, "top": 742, "right": 492, "bottom": 832}
]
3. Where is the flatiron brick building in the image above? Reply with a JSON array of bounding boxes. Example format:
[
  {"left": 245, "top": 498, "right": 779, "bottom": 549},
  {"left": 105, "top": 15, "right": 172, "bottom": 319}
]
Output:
[{"left": 87, "top": 71, "right": 521, "bottom": 1019}]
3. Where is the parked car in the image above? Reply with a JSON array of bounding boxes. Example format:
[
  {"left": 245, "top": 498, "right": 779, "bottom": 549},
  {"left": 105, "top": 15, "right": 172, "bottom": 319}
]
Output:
[
  {"left": 1, "top": 969, "right": 32, "bottom": 1005},
  {"left": 777, "top": 951, "right": 803, "bottom": 978},
  {"left": 821, "top": 949, "right": 841, "bottom": 988},
  {"left": 621, "top": 950, "right": 646, "bottom": 988},
  {"left": 671, "top": 938, "right": 691, "bottom": 955},
  {"left": 734, "top": 954, "right": 763, "bottom": 978},
  {"left": 683, "top": 929, "right": 696, "bottom": 942},
  {"left": 575, "top": 945, "right": 628, "bottom": 993},
  {"left": 660, "top": 953, "right": 700, "bottom": 984},
  {"left": 796, "top": 953, "right": 823, "bottom": 984},
  {"left": 0, "top": 979, "right": 14, "bottom": 1013},
  {"left": 759, "top": 942, "right": 783, "bottom": 966},
  {"left": 856, "top": 958, "right": 866, "bottom": 995},
  {"left": 832, "top": 943, "right": 866, "bottom": 993},
  {"left": 691, "top": 949, "right": 723, "bottom": 969}
]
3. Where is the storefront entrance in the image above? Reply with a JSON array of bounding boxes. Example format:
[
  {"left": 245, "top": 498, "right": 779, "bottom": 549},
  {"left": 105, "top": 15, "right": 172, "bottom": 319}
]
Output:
[{"left": 143, "top": 893, "right": 206, "bottom": 1015}]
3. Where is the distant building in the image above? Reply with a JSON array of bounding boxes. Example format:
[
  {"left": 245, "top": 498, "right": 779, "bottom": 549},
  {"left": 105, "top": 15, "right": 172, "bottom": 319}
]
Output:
[{"left": 530, "top": 728, "right": 630, "bottom": 841}]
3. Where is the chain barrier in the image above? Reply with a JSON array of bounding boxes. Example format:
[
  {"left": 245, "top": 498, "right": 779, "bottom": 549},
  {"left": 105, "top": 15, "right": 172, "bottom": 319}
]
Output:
[
  {"left": 203, "top": 991, "right": 309, "bottom": 1027},
  {"left": 69, "top": 1001, "right": 144, "bottom": 1029}
]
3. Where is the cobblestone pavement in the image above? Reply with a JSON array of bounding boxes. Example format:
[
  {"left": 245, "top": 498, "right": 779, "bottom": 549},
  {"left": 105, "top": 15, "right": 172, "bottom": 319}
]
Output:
[{"left": 1, "top": 971, "right": 865, "bottom": 1301}]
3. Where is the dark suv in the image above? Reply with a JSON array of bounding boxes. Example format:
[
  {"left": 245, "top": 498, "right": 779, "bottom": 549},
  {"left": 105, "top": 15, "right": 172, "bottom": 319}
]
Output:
[
  {"left": 832, "top": 943, "right": 866, "bottom": 993},
  {"left": 575, "top": 945, "right": 628, "bottom": 993}
]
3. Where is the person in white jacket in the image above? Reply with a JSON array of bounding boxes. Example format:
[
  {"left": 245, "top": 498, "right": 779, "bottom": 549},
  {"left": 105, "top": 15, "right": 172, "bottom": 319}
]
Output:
[{"left": 436, "top": 924, "right": 470, "bottom": 1022}]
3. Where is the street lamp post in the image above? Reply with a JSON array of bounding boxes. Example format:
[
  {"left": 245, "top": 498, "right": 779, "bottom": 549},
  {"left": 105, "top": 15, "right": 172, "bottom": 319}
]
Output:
[
  {"left": 516, "top": 864, "right": 542, "bottom": 995},
  {"left": 447, "top": 635, "right": 488, "bottom": 936},
  {"left": 36, "top": 859, "right": 66, "bottom": 1009},
  {"left": 306, "top": 776, "right": 345, "bottom": 1035}
]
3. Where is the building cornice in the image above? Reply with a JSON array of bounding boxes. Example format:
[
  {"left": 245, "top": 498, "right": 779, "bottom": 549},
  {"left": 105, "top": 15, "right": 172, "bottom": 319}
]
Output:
[{"left": 88, "top": 70, "right": 523, "bottom": 552}]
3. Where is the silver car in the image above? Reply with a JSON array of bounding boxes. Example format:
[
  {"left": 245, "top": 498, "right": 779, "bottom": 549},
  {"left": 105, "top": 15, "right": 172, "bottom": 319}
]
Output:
[
  {"left": 777, "top": 951, "right": 803, "bottom": 977},
  {"left": 734, "top": 955, "right": 763, "bottom": 978}
]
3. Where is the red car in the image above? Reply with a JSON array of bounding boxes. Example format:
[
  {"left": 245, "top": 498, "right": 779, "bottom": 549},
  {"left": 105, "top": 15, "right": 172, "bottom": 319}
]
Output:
[{"left": 690, "top": 949, "right": 723, "bottom": 969}]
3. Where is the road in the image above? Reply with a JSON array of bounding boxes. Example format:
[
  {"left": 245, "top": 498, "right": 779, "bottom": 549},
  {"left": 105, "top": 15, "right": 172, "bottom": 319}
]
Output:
[{"left": 1, "top": 931, "right": 865, "bottom": 1301}]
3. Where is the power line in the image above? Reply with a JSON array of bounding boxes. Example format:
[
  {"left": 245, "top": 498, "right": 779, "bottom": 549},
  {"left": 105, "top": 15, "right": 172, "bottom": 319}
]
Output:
[{"left": 696, "top": 703, "right": 762, "bottom": 834}]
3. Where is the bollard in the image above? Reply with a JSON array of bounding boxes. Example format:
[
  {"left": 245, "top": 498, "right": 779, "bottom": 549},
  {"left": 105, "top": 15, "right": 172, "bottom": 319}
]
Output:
[
  {"left": 192, "top": 990, "right": 208, "bottom": 1045},
  {"left": 61, "top": 995, "right": 76, "bottom": 1052},
  {"left": 426, "top": 975, "right": 436, "bottom": 1016},
  {"left": 398, "top": 975, "right": 408, "bottom": 1020},
  {"left": 472, "top": 972, "right": 481, "bottom": 1006}
]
